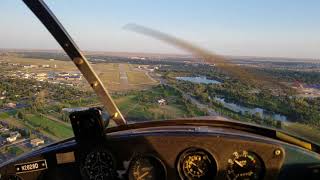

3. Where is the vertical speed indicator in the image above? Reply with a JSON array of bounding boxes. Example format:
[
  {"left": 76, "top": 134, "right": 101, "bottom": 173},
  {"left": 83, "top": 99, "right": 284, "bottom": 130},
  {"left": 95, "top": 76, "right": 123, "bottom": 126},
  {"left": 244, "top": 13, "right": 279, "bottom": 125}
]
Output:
[{"left": 226, "top": 151, "right": 265, "bottom": 180}]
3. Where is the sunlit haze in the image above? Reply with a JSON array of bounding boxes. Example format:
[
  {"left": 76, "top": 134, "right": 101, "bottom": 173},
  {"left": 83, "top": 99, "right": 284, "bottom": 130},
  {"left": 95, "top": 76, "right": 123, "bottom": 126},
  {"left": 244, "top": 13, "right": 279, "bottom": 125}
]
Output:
[{"left": 0, "top": 0, "right": 320, "bottom": 59}]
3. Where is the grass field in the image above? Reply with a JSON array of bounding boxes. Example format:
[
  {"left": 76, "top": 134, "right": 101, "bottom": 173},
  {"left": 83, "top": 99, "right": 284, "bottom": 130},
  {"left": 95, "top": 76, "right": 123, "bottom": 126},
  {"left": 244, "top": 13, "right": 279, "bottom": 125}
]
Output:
[
  {"left": 148, "top": 105, "right": 188, "bottom": 119},
  {"left": 7, "top": 146, "right": 24, "bottom": 156},
  {"left": 114, "top": 86, "right": 204, "bottom": 121},
  {"left": 282, "top": 122, "right": 320, "bottom": 144},
  {"left": 25, "top": 114, "right": 73, "bottom": 139},
  {"left": 0, "top": 112, "right": 10, "bottom": 119},
  {"left": 99, "top": 71, "right": 120, "bottom": 84},
  {"left": 5, "top": 56, "right": 78, "bottom": 72},
  {"left": 115, "top": 96, "right": 198, "bottom": 121},
  {"left": 115, "top": 95, "right": 150, "bottom": 118},
  {"left": 127, "top": 71, "right": 156, "bottom": 85}
]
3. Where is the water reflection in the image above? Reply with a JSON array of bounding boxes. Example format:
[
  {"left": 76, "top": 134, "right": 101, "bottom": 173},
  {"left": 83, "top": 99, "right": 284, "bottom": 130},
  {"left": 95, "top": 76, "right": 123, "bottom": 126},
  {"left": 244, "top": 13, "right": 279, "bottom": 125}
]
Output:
[
  {"left": 176, "top": 76, "right": 221, "bottom": 84},
  {"left": 214, "top": 97, "right": 287, "bottom": 121}
]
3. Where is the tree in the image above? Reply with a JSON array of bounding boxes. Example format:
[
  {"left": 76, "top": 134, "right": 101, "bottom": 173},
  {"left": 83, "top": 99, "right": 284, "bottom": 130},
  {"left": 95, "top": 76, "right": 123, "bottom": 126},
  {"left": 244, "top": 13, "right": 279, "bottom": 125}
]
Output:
[{"left": 17, "top": 111, "right": 25, "bottom": 120}]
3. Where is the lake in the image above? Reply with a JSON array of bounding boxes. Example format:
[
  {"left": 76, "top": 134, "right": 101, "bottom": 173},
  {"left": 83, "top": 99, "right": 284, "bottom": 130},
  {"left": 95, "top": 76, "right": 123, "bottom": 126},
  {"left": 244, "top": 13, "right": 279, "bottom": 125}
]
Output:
[
  {"left": 214, "top": 97, "right": 287, "bottom": 121},
  {"left": 176, "top": 76, "right": 221, "bottom": 84}
]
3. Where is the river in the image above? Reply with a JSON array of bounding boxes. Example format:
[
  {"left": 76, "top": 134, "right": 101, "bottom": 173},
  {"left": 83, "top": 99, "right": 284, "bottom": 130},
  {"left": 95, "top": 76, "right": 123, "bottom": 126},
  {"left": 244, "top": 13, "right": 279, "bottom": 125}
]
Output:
[
  {"left": 214, "top": 97, "right": 287, "bottom": 121},
  {"left": 175, "top": 76, "right": 287, "bottom": 121}
]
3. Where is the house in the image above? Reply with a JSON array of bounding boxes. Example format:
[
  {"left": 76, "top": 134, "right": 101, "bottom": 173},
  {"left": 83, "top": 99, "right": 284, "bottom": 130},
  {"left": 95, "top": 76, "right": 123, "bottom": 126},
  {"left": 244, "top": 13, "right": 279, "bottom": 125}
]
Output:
[
  {"left": 30, "top": 138, "right": 45, "bottom": 147},
  {"left": 23, "top": 73, "right": 31, "bottom": 79},
  {"left": 5, "top": 102, "right": 16, "bottom": 108},
  {"left": 157, "top": 99, "right": 166, "bottom": 106},
  {"left": 41, "top": 64, "right": 50, "bottom": 68},
  {"left": 6, "top": 132, "right": 21, "bottom": 143},
  {"left": 6, "top": 136, "right": 17, "bottom": 143}
]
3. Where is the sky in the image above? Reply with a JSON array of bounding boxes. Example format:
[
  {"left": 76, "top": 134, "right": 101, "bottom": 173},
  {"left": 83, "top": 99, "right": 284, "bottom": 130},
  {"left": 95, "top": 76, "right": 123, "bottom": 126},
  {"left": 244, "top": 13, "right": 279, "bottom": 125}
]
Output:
[{"left": 0, "top": 0, "right": 320, "bottom": 59}]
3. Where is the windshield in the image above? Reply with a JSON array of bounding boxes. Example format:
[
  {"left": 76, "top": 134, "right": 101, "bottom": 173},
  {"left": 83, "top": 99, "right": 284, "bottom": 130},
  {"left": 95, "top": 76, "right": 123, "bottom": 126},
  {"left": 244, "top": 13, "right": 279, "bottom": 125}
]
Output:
[{"left": 1, "top": 0, "right": 320, "bottom": 163}]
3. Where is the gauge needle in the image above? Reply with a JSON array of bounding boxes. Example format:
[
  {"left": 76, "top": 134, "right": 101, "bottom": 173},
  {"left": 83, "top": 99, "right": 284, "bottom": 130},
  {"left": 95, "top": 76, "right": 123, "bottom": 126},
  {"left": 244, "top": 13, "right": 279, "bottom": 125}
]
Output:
[
  {"left": 189, "top": 161, "right": 203, "bottom": 174},
  {"left": 137, "top": 171, "right": 149, "bottom": 180},
  {"left": 190, "top": 161, "right": 197, "bottom": 166},
  {"left": 142, "top": 167, "right": 153, "bottom": 171},
  {"left": 234, "top": 160, "right": 244, "bottom": 167}
]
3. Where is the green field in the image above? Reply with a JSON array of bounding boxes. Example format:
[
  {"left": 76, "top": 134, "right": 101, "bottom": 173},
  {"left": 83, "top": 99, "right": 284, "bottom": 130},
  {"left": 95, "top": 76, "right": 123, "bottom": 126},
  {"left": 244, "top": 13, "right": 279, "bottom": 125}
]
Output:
[
  {"left": 0, "top": 109, "right": 73, "bottom": 141},
  {"left": 7, "top": 146, "right": 24, "bottom": 156},
  {"left": 114, "top": 85, "right": 205, "bottom": 121},
  {"left": 115, "top": 95, "right": 153, "bottom": 120},
  {"left": 25, "top": 114, "right": 73, "bottom": 139},
  {"left": 0, "top": 112, "right": 10, "bottom": 119},
  {"left": 282, "top": 122, "right": 320, "bottom": 144}
]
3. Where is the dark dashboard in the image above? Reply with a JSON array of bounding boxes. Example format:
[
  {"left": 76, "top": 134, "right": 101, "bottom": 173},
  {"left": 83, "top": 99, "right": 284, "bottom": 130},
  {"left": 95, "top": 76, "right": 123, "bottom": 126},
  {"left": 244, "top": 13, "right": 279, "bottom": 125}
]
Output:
[{"left": 1, "top": 119, "right": 320, "bottom": 180}]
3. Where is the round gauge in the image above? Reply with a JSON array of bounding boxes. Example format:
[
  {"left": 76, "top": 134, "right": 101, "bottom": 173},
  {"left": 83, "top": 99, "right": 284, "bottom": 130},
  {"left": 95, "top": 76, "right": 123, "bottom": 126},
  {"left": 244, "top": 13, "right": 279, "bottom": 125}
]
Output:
[
  {"left": 226, "top": 150, "right": 265, "bottom": 180},
  {"left": 128, "top": 155, "right": 166, "bottom": 180},
  {"left": 81, "top": 149, "right": 116, "bottom": 180},
  {"left": 177, "top": 148, "right": 217, "bottom": 180}
]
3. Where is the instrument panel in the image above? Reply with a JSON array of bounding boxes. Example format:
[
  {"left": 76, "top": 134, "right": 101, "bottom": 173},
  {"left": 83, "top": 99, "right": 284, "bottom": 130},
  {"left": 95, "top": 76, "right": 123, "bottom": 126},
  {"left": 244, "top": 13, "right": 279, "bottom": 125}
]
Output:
[
  {"left": 1, "top": 122, "right": 320, "bottom": 180},
  {"left": 105, "top": 132, "right": 284, "bottom": 180}
]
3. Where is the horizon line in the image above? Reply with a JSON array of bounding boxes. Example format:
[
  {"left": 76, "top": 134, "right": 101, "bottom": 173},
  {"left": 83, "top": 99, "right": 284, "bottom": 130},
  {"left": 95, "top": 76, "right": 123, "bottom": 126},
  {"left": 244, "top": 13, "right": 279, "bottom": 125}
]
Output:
[{"left": 0, "top": 48, "right": 319, "bottom": 61}]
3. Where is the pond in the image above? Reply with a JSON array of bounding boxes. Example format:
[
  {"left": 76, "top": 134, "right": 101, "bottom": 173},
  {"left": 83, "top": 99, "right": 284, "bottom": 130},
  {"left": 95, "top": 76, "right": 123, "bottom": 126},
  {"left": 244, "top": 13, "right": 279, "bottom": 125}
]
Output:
[
  {"left": 176, "top": 76, "right": 221, "bottom": 84},
  {"left": 214, "top": 97, "right": 287, "bottom": 121}
]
